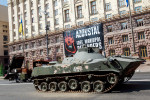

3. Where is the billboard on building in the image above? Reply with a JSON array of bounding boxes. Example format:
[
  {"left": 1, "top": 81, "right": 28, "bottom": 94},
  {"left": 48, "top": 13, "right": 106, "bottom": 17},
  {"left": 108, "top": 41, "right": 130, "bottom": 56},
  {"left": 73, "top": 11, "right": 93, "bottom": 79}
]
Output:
[{"left": 63, "top": 23, "right": 104, "bottom": 56}]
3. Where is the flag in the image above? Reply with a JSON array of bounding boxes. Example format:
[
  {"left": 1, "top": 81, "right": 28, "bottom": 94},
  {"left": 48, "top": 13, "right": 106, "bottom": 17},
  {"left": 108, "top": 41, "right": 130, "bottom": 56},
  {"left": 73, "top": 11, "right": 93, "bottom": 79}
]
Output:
[
  {"left": 126, "top": 0, "right": 129, "bottom": 7},
  {"left": 19, "top": 19, "right": 24, "bottom": 35}
]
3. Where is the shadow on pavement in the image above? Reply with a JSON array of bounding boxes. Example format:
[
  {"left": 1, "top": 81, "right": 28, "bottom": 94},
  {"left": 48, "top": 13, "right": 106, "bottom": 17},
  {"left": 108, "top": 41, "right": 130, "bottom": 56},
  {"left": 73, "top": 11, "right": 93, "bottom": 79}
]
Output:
[{"left": 112, "top": 81, "right": 150, "bottom": 93}]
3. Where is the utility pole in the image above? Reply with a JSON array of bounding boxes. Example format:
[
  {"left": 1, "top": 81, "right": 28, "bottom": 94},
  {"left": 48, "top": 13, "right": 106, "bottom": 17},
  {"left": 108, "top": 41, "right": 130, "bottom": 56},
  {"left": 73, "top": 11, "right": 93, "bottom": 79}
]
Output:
[{"left": 128, "top": 0, "right": 136, "bottom": 54}]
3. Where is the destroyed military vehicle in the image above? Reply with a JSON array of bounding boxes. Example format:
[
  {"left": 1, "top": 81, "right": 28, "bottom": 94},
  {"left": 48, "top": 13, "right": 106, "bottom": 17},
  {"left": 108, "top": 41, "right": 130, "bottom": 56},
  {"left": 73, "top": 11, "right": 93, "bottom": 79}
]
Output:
[
  {"left": 31, "top": 47, "right": 144, "bottom": 93},
  {"left": 4, "top": 56, "right": 49, "bottom": 83}
]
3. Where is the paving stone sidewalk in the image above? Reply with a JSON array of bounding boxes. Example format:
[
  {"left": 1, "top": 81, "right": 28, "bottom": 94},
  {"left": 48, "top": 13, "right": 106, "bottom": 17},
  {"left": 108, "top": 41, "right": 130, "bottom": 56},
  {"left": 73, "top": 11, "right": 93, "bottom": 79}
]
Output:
[{"left": 136, "top": 61, "right": 150, "bottom": 72}]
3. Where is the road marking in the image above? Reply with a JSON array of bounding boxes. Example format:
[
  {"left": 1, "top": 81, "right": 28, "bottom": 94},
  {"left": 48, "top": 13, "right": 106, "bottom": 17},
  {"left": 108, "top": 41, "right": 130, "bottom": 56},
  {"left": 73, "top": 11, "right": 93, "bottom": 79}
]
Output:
[
  {"left": 0, "top": 83, "right": 32, "bottom": 85},
  {"left": 130, "top": 79, "right": 150, "bottom": 82}
]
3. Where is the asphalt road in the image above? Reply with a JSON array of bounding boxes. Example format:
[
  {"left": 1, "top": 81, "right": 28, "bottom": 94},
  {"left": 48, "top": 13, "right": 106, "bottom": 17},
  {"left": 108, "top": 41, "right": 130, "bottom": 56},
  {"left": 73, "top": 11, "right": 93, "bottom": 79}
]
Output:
[{"left": 0, "top": 72, "right": 150, "bottom": 100}]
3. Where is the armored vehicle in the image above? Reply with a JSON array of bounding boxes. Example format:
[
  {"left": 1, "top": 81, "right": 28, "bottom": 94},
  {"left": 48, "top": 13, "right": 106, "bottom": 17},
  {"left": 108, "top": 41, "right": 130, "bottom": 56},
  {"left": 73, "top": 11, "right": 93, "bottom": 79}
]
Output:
[
  {"left": 31, "top": 47, "right": 144, "bottom": 93},
  {"left": 4, "top": 56, "right": 49, "bottom": 82},
  {"left": 4, "top": 55, "right": 26, "bottom": 82}
]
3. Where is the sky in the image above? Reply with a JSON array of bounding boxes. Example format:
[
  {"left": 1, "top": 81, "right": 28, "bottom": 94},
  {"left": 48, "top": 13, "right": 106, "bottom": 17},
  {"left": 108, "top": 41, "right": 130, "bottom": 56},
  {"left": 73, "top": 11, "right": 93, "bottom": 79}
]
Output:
[{"left": 0, "top": 0, "right": 7, "bottom": 6}]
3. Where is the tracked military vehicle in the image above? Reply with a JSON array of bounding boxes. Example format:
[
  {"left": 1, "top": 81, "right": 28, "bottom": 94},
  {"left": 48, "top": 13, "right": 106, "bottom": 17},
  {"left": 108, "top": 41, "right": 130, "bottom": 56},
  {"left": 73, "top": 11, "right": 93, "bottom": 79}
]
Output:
[{"left": 31, "top": 47, "right": 144, "bottom": 93}]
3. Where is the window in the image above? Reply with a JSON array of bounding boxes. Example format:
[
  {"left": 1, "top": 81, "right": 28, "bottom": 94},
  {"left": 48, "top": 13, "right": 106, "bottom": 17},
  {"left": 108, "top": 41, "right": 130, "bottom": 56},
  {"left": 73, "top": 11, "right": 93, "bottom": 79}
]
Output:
[
  {"left": 3, "top": 35, "right": 8, "bottom": 41},
  {"left": 135, "top": 6, "right": 142, "bottom": 12},
  {"left": 31, "top": 42, "right": 36, "bottom": 48},
  {"left": 139, "top": 46, "right": 147, "bottom": 57},
  {"left": 48, "top": 48, "right": 51, "bottom": 54},
  {"left": 38, "top": 7, "right": 41, "bottom": 14},
  {"left": 136, "top": 19, "right": 143, "bottom": 27},
  {"left": 13, "top": 24, "right": 15, "bottom": 29},
  {"left": 56, "top": 47, "right": 60, "bottom": 52},
  {"left": 39, "top": 23, "right": 42, "bottom": 29},
  {"left": 65, "top": 24, "right": 70, "bottom": 29},
  {"left": 25, "top": 44, "right": 29, "bottom": 49},
  {"left": 24, "top": 4, "right": 27, "bottom": 10},
  {"left": 3, "top": 30, "right": 7, "bottom": 33},
  {"left": 4, "top": 50, "right": 8, "bottom": 55},
  {"left": 3, "top": 25, "right": 7, "bottom": 28},
  {"left": 31, "top": 1, "right": 33, "bottom": 7},
  {"left": 25, "top": 28, "right": 28, "bottom": 33},
  {"left": 120, "top": 10, "right": 126, "bottom": 15},
  {"left": 121, "top": 22, "right": 127, "bottom": 30},
  {"left": 40, "top": 50, "right": 43, "bottom": 55},
  {"left": 109, "top": 49, "right": 115, "bottom": 56},
  {"left": 46, "top": 12, "right": 50, "bottom": 18},
  {"left": 32, "top": 17, "right": 34, "bottom": 23},
  {"left": 24, "top": 12, "right": 27, "bottom": 17},
  {"left": 18, "top": 15, "right": 20, "bottom": 20},
  {"left": 105, "top": 3, "right": 111, "bottom": 11},
  {"left": 32, "top": 51, "right": 35, "bottom": 56},
  {"left": 54, "top": 9, "right": 58, "bottom": 16},
  {"left": 91, "top": 17, "right": 98, "bottom": 22},
  {"left": 31, "top": 9, "right": 34, "bottom": 15},
  {"left": 55, "top": 18, "right": 59, "bottom": 25},
  {"left": 39, "top": 15, "right": 42, "bottom": 21},
  {"left": 3, "top": 45, "right": 8, "bottom": 48},
  {"left": 134, "top": 0, "right": 142, "bottom": 3},
  {"left": 138, "top": 32, "right": 145, "bottom": 40},
  {"left": 55, "top": 27, "right": 59, "bottom": 31},
  {"left": 32, "top": 25, "right": 35, "bottom": 32},
  {"left": 119, "top": 0, "right": 125, "bottom": 7},
  {"left": 106, "top": 14, "right": 112, "bottom": 19},
  {"left": 47, "top": 21, "right": 50, "bottom": 27},
  {"left": 122, "top": 35, "right": 128, "bottom": 42},
  {"left": 77, "top": 5, "right": 82, "bottom": 18},
  {"left": 56, "top": 37, "right": 60, "bottom": 43},
  {"left": 54, "top": 0, "right": 57, "bottom": 7},
  {"left": 107, "top": 25, "right": 113, "bottom": 32},
  {"left": 64, "top": 9, "right": 70, "bottom": 22},
  {"left": 13, "top": 46, "right": 16, "bottom": 51},
  {"left": 91, "top": 1, "right": 97, "bottom": 15},
  {"left": 108, "top": 37, "right": 114, "bottom": 44},
  {"left": 39, "top": 40, "right": 42, "bottom": 46},
  {"left": 78, "top": 21, "right": 83, "bottom": 26},
  {"left": 45, "top": 4, "right": 49, "bottom": 10},
  {"left": 19, "top": 45, "right": 22, "bottom": 50},
  {"left": 63, "top": 0, "right": 68, "bottom": 2},
  {"left": 25, "top": 20, "right": 27, "bottom": 25},
  {"left": 123, "top": 48, "right": 130, "bottom": 56},
  {"left": 38, "top": 0, "right": 41, "bottom": 4}
]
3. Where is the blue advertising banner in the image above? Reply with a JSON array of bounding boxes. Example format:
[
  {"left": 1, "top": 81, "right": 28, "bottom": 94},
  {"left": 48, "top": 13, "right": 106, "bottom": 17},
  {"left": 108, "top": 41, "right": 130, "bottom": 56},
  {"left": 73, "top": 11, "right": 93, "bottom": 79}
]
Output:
[{"left": 63, "top": 23, "right": 104, "bottom": 56}]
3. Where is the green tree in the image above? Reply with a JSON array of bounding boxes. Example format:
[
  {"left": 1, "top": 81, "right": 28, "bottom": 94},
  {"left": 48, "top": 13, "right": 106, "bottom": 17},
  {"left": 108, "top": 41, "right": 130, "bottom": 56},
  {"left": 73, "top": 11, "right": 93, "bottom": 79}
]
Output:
[{"left": 0, "top": 63, "right": 4, "bottom": 76}]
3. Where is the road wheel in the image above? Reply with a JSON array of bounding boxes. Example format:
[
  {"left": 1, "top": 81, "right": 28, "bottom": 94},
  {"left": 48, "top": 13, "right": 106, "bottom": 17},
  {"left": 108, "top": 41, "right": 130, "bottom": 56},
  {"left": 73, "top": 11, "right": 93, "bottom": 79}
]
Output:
[
  {"left": 81, "top": 81, "right": 91, "bottom": 92},
  {"left": 93, "top": 81, "right": 104, "bottom": 93},
  {"left": 68, "top": 79, "right": 78, "bottom": 90},
  {"left": 58, "top": 81, "right": 68, "bottom": 92},
  {"left": 49, "top": 82, "right": 57, "bottom": 92},
  {"left": 40, "top": 82, "right": 48, "bottom": 92},
  {"left": 107, "top": 73, "right": 118, "bottom": 84}
]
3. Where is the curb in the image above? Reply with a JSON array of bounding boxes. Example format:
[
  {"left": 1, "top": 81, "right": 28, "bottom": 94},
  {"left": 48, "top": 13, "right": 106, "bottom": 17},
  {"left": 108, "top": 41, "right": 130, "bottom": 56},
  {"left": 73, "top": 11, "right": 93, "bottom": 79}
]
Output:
[{"left": 0, "top": 77, "right": 4, "bottom": 80}]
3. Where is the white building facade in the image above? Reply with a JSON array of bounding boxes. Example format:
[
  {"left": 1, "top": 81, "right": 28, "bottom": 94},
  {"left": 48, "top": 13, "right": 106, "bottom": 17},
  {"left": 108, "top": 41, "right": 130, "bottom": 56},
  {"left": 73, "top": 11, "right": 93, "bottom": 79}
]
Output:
[{"left": 8, "top": 0, "right": 150, "bottom": 68}]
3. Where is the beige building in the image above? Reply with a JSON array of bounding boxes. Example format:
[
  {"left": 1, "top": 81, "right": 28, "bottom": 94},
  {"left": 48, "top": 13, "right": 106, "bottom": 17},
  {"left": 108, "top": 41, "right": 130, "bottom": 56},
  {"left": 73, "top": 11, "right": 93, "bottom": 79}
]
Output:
[
  {"left": 7, "top": 0, "right": 150, "bottom": 68},
  {"left": 0, "top": 5, "right": 9, "bottom": 74}
]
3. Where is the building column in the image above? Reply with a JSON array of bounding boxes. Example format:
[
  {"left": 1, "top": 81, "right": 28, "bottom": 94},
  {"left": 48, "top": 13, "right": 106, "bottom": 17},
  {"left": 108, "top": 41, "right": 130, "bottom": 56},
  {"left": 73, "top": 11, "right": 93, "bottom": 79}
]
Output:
[{"left": 8, "top": 1, "right": 13, "bottom": 42}]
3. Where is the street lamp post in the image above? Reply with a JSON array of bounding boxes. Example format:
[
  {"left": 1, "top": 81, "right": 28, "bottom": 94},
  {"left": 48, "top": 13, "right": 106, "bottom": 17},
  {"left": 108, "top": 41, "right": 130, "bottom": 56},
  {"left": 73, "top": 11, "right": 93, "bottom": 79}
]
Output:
[
  {"left": 44, "top": 11, "right": 49, "bottom": 60},
  {"left": 128, "top": 0, "right": 136, "bottom": 54}
]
